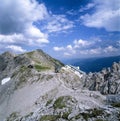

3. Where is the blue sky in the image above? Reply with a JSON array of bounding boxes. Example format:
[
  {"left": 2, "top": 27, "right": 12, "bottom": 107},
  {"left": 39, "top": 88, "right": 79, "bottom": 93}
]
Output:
[{"left": 0, "top": 0, "right": 120, "bottom": 60}]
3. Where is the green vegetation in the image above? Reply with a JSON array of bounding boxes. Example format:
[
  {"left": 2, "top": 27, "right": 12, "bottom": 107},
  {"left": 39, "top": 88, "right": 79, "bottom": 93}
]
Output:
[
  {"left": 74, "top": 114, "right": 81, "bottom": 120},
  {"left": 46, "top": 99, "right": 53, "bottom": 106},
  {"left": 53, "top": 96, "right": 67, "bottom": 109},
  {"left": 111, "top": 103, "right": 120, "bottom": 107},
  {"left": 6, "top": 112, "right": 19, "bottom": 121},
  {"left": 81, "top": 108, "right": 104, "bottom": 120},
  {"left": 24, "top": 112, "right": 33, "bottom": 118},
  {"left": 35, "top": 64, "right": 50, "bottom": 71},
  {"left": 39, "top": 112, "right": 71, "bottom": 121},
  {"left": 61, "top": 110, "right": 71, "bottom": 120},
  {"left": 39, "top": 115, "right": 60, "bottom": 121},
  {"left": 27, "top": 51, "right": 34, "bottom": 58},
  {"left": 95, "top": 119, "right": 104, "bottom": 121},
  {"left": 20, "top": 65, "right": 28, "bottom": 72},
  {"left": 11, "top": 71, "right": 18, "bottom": 78},
  {"left": 15, "top": 75, "right": 27, "bottom": 89},
  {"left": 53, "top": 96, "right": 74, "bottom": 109}
]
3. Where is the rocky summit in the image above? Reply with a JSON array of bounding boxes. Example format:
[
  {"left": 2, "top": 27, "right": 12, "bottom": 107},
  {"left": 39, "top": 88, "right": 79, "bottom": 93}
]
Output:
[{"left": 0, "top": 50, "right": 120, "bottom": 121}]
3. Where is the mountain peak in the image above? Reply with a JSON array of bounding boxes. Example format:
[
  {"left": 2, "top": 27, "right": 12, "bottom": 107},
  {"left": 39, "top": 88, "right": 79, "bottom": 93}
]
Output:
[
  {"left": 1, "top": 51, "right": 16, "bottom": 58},
  {"left": 0, "top": 49, "right": 64, "bottom": 81}
]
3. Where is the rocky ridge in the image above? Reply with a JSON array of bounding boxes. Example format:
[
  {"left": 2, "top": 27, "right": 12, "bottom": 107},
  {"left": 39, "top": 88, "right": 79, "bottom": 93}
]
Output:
[{"left": 0, "top": 50, "right": 120, "bottom": 121}]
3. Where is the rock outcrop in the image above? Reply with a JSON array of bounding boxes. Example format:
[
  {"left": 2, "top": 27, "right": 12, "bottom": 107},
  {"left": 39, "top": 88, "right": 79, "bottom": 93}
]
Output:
[
  {"left": 0, "top": 50, "right": 120, "bottom": 121},
  {"left": 84, "top": 62, "right": 120, "bottom": 95}
]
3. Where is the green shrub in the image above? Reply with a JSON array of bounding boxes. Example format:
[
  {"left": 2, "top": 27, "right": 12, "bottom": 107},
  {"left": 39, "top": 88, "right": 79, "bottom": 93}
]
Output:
[
  {"left": 81, "top": 108, "right": 104, "bottom": 120},
  {"left": 20, "top": 66, "right": 27, "bottom": 72},
  {"left": 46, "top": 99, "right": 53, "bottom": 106},
  {"left": 53, "top": 96, "right": 75, "bottom": 109},
  {"left": 39, "top": 115, "right": 60, "bottom": 121},
  {"left": 34, "top": 64, "right": 50, "bottom": 71},
  {"left": 111, "top": 103, "right": 120, "bottom": 107},
  {"left": 6, "top": 112, "right": 18, "bottom": 121}
]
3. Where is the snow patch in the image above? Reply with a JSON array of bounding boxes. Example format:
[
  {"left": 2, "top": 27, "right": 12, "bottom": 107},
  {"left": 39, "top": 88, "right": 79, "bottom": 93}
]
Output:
[{"left": 1, "top": 77, "right": 11, "bottom": 85}]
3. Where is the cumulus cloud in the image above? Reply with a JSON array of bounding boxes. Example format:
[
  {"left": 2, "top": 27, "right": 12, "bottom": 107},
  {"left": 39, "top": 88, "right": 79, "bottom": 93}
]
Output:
[
  {"left": 53, "top": 39, "right": 96, "bottom": 57},
  {"left": 0, "top": 0, "right": 49, "bottom": 53},
  {"left": 80, "top": 46, "right": 118, "bottom": 56},
  {"left": 0, "top": 0, "right": 75, "bottom": 53},
  {"left": 80, "top": 0, "right": 120, "bottom": 32},
  {"left": 104, "top": 46, "right": 117, "bottom": 53},
  {"left": 53, "top": 44, "right": 76, "bottom": 57},
  {"left": 53, "top": 47, "right": 65, "bottom": 51},
  {"left": 0, "top": 0, "right": 48, "bottom": 34},
  {"left": 73, "top": 39, "right": 93, "bottom": 48},
  {"left": 53, "top": 38, "right": 119, "bottom": 58},
  {"left": 6, "top": 45, "right": 26, "bottom": 53}
]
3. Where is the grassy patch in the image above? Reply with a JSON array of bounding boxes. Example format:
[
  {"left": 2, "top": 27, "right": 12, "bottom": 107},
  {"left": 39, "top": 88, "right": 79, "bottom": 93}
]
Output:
[
  {"left": 111, "top": 103, "right": 120, "bottom": 107},
  {"left": 35, "top": 64, "right": 50, "bottom": 71},
  {"left": 39, "top": 115, "right": 60, "bottom": 121},
  {"left": 81, "top": 108, "right": 104, "bottom": 120},
  {"left": 53, "top": 96, "right": 74, "bottom": 109},
  {"left": 96, "top": 119, "right": 104, "bottom": 121},
  {"left": 74, "top": 114, "right": 81, "bottom": 120},
  {"left": 20, "top": 65, "right": 28, "bottom": 72},
  {"left": 6, "top": 112, "right": 18, "bottom": 121},
  {"left": 53, "top": 96, "right": 66, "bottom": 109},
  {"left": 62, "top": 110, "right": 71, "bottom": 120},
  {"left": 24, "top": 112, "right": 33, "bottom": 118},
  {"left": 15, "top": 75, "right": 27, "bottom": 89},
  {"left": 46, "top": 99, "right": 53, "bottom": 106},
  {"left": 27, "top": 51, "right": 34, "bottom": 58}
]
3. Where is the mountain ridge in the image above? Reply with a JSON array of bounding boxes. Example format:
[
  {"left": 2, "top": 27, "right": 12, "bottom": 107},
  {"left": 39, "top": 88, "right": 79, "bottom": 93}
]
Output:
[{"left": 0, "top": 50, "right": 120, "bottom": 121}]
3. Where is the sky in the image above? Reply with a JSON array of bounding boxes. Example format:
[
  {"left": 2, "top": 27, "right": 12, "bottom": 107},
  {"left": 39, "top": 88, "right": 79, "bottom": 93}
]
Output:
[{"left": 0, "top": 0, "right": 120, "bottom": 60}]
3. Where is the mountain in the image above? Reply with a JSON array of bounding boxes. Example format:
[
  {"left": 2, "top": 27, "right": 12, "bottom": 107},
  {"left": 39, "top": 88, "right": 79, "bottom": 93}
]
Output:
[
  {"left": 0, "top": 50, "right": 120, "bottom": 121},
  {"left": 63, "top": 55, "right": 120, "bottom": 73},
  {"left": 0, "top": 49, "right": 64, "bottom": 83}
]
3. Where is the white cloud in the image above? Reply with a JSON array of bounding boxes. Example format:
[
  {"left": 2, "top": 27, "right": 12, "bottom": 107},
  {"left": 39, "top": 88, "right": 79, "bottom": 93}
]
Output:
[
  {"left": 117, "top": 41, "right": 120, "bottom": 46},
  {"left": 6, "top": 45, "right": 26, "bottom": 53},
  {"left": 104, "top": 46, "right": 117, "bottom": 53},
  {"left": 79, "top": 46, "right": 118, "bottom": 56},
  {"left": 53, "top": 44, "right": 76, "bottom": 57},
  {"left": 0, "top": 34, "right": 25, "bottom": 44},
  {"left": 73, "top": 39, "right": 93, "bottom": 48},
  {"left": 43, "top": 15, "right": 74, "bottom": 33},
  {"left": 89, "top": 48, "right": 102, "bottom": 54},
  {"left": 66, "top": 45, "right": 73, "bottom": 50},
  {"left": 0, "top": 0, "right": 48, "bottom": 34},
  {"left": 53, "top": 46, "right": 65, "bottom": 51},
  {"left": 64, "top": 52, "right": 72, "bottom": 57},
  {"left": 24, "top": 26, "right": 49, "bottom": 45},
  {"left": 0, "top": 0, "right": 49, "bottom": 53},
  {"left": 81, "top": 0, "right": 120, "bottom": 32},
  {"left": 66, "top": 9, "right": 77, "bottom": 15},
  {"left": 80, "top": 47, "right": 102, "bottom": 55},
  {"left": 79, "top": 3, "right": 95, "bottom": 12}
]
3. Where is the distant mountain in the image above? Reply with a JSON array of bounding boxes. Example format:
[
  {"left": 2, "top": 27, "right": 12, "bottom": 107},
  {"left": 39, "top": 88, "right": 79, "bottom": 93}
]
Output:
[{"left": 63, "top": 55, "right": 120, "bottom": 73}]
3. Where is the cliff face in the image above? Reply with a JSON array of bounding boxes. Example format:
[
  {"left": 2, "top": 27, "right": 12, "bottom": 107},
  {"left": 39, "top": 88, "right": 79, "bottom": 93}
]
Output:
[{"left": 0, "top": 50, "right": 120, "bottom": 121}]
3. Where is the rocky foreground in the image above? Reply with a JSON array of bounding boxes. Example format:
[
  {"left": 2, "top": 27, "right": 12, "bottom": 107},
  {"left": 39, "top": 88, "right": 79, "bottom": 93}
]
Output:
[{"left": 0, "top": 50, "right": 120, "bottom": 121}]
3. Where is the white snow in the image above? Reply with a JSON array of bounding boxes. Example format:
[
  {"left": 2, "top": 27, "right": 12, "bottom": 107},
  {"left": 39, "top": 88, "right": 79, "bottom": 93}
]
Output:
[{"left": 1, "top": 77, "right": 11, "bottom": 85}]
